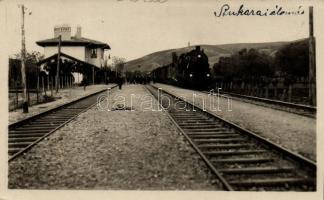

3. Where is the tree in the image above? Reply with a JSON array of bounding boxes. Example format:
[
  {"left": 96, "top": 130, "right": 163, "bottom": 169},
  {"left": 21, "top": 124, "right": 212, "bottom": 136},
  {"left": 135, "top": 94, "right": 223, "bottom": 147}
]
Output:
[
  {"left": 213, "top": 48, "right": 274, "bottom": 82},
  {"left": 13, "top": 51, "right": 44, "bottom": 73},
  {"left": 14, "top": 51, "right": 44, "bottom": 65},
  {"left": 275, "top": 39, "right": 309, "bottom": 78},
  {"left": 10, "top": 51, "right": 45, "bottom": 89}
]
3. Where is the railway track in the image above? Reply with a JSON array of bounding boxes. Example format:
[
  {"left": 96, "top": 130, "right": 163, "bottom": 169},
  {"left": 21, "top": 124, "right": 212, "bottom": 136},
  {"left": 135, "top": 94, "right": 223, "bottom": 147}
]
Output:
[
  {"left": 8, "top": 85, "right": 117, "bottom": 162},
  {"left": 154, "top": 83, "right": 316, "bottom": 117},
  {"left": 210, "top": 90, "right": 316, "bottom": 118},
  {"left": 146, "top": 85, "right": 316, "bottom": 191}
]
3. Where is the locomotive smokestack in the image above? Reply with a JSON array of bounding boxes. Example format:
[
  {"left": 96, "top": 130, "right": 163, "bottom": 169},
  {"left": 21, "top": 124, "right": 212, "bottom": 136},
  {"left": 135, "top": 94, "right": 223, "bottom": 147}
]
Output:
[{"left": 195, "top": 46, "right": 201, "bottom": 51}]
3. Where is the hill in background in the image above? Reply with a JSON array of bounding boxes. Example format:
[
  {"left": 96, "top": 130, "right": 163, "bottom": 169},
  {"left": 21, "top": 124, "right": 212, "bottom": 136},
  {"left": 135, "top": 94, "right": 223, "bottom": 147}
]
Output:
[{"left": 124, "top": 40, "right": 304, "bottom": 73}]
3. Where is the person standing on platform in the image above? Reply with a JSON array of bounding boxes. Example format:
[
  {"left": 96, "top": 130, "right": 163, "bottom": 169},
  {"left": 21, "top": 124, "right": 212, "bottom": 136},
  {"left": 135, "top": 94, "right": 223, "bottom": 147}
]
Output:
[
  {"left": 82, "top": 75, "right": 88, "bottom": 91},
  {"left": 118, "top": 76, "right": 123, "bottom": 90}
]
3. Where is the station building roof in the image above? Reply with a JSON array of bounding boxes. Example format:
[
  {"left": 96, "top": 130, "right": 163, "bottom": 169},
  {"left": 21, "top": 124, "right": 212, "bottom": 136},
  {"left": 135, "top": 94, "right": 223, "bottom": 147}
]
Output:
[{"left": 36, "top": 37, "right": 111, "bottom": 49}]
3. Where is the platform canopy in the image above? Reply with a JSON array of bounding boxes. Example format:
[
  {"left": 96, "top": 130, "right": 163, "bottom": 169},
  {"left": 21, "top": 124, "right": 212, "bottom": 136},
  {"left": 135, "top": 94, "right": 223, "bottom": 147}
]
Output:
[{"left": 37, "top": 52, "right": 100, "bottom": 75}]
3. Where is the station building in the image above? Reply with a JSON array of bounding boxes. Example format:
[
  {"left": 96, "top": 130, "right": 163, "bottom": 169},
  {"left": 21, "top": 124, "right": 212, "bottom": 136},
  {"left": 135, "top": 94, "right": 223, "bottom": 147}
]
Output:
[{"left": 36, "top": 24, "right": 110, "bottom": 83}]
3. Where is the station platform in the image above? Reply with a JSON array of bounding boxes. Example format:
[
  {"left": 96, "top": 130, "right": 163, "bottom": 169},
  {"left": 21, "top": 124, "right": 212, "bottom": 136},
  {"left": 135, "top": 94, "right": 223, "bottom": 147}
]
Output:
[{"left": 9, "top": 84, "right": 116, "bottom": 124}]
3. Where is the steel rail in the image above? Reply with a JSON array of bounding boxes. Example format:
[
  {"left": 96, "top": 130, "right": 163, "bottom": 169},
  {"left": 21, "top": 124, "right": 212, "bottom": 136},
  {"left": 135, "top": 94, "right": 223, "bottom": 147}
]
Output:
[
  {"left": 144, "top": 85, "right": 234, "bottom": 191},
  {"left": 151, "top": 84, "right": 316, "bottom": 169},
  {"left": 218, "top": 91, "right": 316, "bottom": 112},
  {"left": 8, "top": 85, "right": 117, "bottom": 161},
  {"left": 153, "top": 83, "right": 316, "bottom": 117},
  {"left": 148, "top": 84, "right": 316, "bottom": 191}
]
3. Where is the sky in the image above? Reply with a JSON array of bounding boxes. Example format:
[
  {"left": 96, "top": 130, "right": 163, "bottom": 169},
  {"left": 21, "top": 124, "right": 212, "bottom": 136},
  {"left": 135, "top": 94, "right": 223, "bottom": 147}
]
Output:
[{"left": 1, "top": 0, "right": 313, "bottom": 61}]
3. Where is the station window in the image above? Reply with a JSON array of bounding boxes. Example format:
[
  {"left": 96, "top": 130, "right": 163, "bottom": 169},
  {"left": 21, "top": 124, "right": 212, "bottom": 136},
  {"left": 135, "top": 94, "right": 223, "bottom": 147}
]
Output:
[{"left": 91, "top": 49, "right": 97, "bottom": 58}]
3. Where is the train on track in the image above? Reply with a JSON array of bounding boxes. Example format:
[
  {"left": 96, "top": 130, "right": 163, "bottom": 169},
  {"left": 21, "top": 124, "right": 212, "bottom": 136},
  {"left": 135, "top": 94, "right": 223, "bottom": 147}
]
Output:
[{"left": 151, "top": 46, "right": 211, "bottom": 89}]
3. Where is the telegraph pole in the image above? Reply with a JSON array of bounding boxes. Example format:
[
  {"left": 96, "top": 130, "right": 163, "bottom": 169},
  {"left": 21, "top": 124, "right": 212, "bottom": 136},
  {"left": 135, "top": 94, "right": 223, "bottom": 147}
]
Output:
[
  {"left": 55, "top": 35, "right": 61, "bottom": 93},
  {"left": 309, "top": 6, "right": 316, "bottom": 106},
  {"left": 20, "top": 4, "right": 28, "bottom": 113}
]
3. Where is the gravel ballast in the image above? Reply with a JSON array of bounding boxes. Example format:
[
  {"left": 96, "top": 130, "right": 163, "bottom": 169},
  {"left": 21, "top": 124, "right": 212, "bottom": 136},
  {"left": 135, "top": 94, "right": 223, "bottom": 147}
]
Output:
[
  {"left": 9, "top": 85, "right": 221, "bottom": 190},
  {"left": 153, "top": 83, "right": 316, "bottom": 161}
]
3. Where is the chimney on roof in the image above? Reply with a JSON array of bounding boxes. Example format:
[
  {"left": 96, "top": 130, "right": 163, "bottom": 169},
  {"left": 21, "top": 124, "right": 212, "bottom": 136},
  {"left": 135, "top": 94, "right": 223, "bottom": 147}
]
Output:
[
  {"left": 75, "top": 25, "right": 82, "bottom": 38},
  {"left": 54, "top": 24, "right": 71, "bottom": 40}
]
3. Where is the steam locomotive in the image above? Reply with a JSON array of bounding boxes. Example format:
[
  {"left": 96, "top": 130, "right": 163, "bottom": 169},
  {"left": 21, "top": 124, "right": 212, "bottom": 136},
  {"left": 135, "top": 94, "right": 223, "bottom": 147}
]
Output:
[{"left": 151, "top": 46, "right": 211, "bottom": 89}]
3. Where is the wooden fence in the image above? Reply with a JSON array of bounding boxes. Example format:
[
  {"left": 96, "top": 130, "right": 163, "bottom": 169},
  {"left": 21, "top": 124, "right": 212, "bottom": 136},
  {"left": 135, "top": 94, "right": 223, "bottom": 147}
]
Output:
[{"left": 215, "top": 80, "right": 311, "bottom": 105}]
